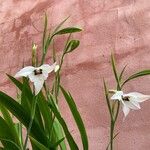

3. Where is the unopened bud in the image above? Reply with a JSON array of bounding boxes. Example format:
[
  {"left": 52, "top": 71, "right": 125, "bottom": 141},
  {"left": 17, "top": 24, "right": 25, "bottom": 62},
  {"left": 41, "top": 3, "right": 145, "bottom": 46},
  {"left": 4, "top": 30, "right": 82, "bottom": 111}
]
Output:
[
  {"left": 109, "top": 90, "right": 117, "bottom": 94},
  {"left": 54, "top": 65, "right": 60, "bottom": 72},
  {"left": 32, "top": 43, "right": 37, "bottom": 66}
]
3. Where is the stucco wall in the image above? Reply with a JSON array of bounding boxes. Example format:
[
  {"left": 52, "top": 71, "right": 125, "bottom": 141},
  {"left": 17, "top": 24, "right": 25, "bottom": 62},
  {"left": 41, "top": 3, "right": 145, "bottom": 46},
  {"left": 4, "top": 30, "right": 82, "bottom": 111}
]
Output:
[{"left": 0, "top": 0, "right": 150, "bottom": 149}]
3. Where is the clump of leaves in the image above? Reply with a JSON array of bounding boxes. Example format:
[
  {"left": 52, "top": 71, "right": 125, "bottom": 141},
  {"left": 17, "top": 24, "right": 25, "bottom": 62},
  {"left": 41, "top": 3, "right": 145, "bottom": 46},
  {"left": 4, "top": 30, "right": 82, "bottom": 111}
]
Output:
[{"left": 0, "top": 14, "right": 88, "bottom": 150}]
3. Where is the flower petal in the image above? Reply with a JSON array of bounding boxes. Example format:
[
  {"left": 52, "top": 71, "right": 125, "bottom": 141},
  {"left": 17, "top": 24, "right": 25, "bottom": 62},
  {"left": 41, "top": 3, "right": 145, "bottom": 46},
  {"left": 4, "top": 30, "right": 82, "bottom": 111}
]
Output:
[
  {"left": 42, "top": 72, "right": 49, "bottom": 80},
  {"left": 125, "top": 92, "right": 150, "bottom": 103},
  {"left": 111, "top": 91, "right": 123, "bottom": 101},
  {"left": 28, "top": 73, "right": 46, "bottom": 82},
  {"left": 15, "top": 66, "right": 35, "bottom": 78},
  {"left": 124, "top": 101, "right": 140, "bottom": 110},
  {"left": 130, "top": 100, "right": 141, "bottom": 109},
  {"left": 122, "top": 104, "right": 130, "bottom": 117},
  {"left": 40, "top": 62, "right": 57, "bottom": 74},
  {"left": 34, "top": 79, "right": 44, "bottom": 95}
]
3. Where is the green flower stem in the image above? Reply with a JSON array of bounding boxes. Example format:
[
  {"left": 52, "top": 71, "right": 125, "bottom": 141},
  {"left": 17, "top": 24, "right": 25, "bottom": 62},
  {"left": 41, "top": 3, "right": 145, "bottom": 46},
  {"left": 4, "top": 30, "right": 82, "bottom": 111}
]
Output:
[
  {"left": 114, "top": 101, "right": 120, "bottom": 123},
  {"left": 107, "top": 53, "right": 122, "bottom": 150},
  {"left": 53, "top": 34, "right": 71, "bottom": 101},
  {"left": 110, "top": 121, "right": 114, "bottom": 150},
  {"left": 23, "top": 96, "right": 38, "bottom": 150},
  {"left": 41, "top": 36, "right": 54, "bottom": 65},
  {"left": 53, "top": 53, "right": 65, "bottom": 102}
]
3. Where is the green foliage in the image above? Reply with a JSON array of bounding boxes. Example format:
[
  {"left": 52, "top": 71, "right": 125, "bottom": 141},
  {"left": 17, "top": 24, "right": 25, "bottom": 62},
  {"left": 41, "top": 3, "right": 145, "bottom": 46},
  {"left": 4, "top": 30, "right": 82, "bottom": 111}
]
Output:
[
  {"left": 104, "top": 53, "right": 150, "bottom": 150},
  {"left": 65, "top": 40, "right": 80, "bottom": 54},
  {"left": 60, "top": 86, "right": 89, "bottom": 150},
  {"left": 0, "top": 13, "right": 88, "bottom": 150},
  {"left": 48, "top": 95, "right": 79, "bottom": 150},
  {"left": 54, "top": 27, "right": 82, "bottom": 35},
  {"left": 121, "top": 70, "right": 150, "bottom": 87}
]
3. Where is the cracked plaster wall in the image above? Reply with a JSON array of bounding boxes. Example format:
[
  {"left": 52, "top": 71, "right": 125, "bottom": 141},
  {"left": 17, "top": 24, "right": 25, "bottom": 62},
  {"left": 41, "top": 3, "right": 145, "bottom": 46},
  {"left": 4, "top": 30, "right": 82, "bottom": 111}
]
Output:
[{"left": 0, "top": 0, "right": 150, "bottom": 149}]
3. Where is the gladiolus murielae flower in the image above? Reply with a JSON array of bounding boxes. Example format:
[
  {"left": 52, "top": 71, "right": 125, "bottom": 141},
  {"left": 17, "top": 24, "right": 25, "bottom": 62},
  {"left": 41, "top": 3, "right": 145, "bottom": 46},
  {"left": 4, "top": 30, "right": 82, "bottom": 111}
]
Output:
[
  {"left": 15, "top": 62, "right": 59, "bottom": 95},
  {"left": 111, "top": 91, "right": 150, "bottom": 117}
]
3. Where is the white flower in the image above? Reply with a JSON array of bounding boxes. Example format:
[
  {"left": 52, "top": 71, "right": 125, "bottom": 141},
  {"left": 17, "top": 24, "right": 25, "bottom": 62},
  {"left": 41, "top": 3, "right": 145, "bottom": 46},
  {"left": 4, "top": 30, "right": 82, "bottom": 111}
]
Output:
[
  {"left": 15, "top": 62, "right": 59, "bottom": 95},
  {"left": 111, "top": 91, "right": 150, "bottom": 117}
]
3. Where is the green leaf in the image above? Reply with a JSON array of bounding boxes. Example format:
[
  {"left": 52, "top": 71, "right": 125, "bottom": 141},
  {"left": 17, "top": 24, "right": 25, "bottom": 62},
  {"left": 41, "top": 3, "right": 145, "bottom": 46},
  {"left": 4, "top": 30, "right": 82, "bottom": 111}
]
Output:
[
  {"left": 0, "top": 91, "right": 49, "bottom": 147},
  {"left": 53, "top": 16, "right": 70, "bottom": 33},
  {"left": 43, "top": 13, "right": 48, "bottom": 52},
  {"left": 48, "top": 95, "right": 79, "bottom": 150},
  {"left": 65, "top": 40, "right": 80, "bottom": 54},
  {"left": 60, "top": 86, "right": 88, "bottom": 150},
  {"left": 21, "top": 79, "right": 32, "bottom": 114},
  {"left": 0, "top": 116, "right": 20, "bottom": 149},
  {"left": 103, "top": 80, "right": 113, "bottom": 120},
  {"left": 54, "top": 27, "right": 82, "bottom": 35},
  {"left": 22, "top": 79, "right": 45, "bottom": 132},
  {"left": 0, "top": 104, "right": 21, "bottom": 147},
  {"left": 106, "top": 132, "right": 119, "bottom": 150},
  {"left": 0, "top": 116, "right": 16, "bottom": 141},
  {"left": 53, "top": 119, "right": 67, "bottom": 150},
  {"left": 0, "top": 138, "right": 21, "bottom": 150},
  {"left": 15, "top": 123, "right": 23, "bottom": 148},
  {"left": 119, "top": 65, "right": 127, "bottom": 82},
  {"left": 110, "top": 53, "right": 121, "bottom": 90},
  {"left": 7, "top": 74, "right": 23, "bottom": 91},
  {"left": 30, "top": 137, "right": 49, "bottom": 150},
  {"left": 121, "top": 70, "right": 150, "bottom": 87},
  {"left": 52, "top": 137, "right": 65, "bottom": 148},
  {"left": 37, "top": 93, "right": 53, "bottom": 138}
]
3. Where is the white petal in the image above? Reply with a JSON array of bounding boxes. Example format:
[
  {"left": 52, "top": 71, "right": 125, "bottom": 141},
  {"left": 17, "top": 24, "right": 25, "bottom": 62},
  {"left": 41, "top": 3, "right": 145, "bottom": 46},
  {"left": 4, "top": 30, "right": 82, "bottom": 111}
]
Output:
[
  {"left": 15, "top": 66, "right": 35, "bottom": 78},
  {"left": 34, "top": 79, "right": 44, "bottom": 95},
  {"left": 111, "top": 91, "right": 123, "bottom": 101},
  {"left": 125, "top": 92, "right": 150, "bottom": 103},
  {"left": 28, "top": 73, "right": 36, "bottom": 82},
  {"left": 122, "top": 104, "right": 130, "bottom": 117},
  {"left": 42, "top": 72, "right": 49, "bottom": 80},
  {"left": 40, "top": 62, "right": 57, "bottom": 74},
  {"left": 124, "top": 101, "right": 140, "bottom": 110},
  {"left": 28, "top": 73, "right": 46, "bottom": 82},
  {"left": 130, "top": 101, "right": 141, "bottom": 109}
]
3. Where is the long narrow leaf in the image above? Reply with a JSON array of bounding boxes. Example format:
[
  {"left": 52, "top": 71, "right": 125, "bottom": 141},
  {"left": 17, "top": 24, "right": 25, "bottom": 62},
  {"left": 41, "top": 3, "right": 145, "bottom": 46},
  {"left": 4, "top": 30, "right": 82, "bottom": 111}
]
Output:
[
  {"left": 48, "top": 96, "right": 79, "bottom": 150},
  {"left": 122, "top": 70, "right": 150, "bottom": 87},
  {"left": 0, "top": 104, "right": 21, "bottom": 147},
  {"left": 53, "top": 16, "right": 70, "bottom": 33},
  {"left": 110, "top": 53, "right": 121, "bottom": 90},
  {"left": 0, "top": 91, "right": 49, "bottom": 146},
  {"left": 54, "top": 27, "right": 82, "bottom": 35},
  {"left": 7, "top": 74, "right": 23, "bottom": 91},
  {"left": 60, "top": 86, "right": 88, "bottom": 150},
  {"left": 53, "top": 119, "right": 67, "bottom": 150},
  {"left": 52, "top": 137, "right": 65, "bottom": 148},
  {"left": 43, "top": 13, "right": 48, "bottom": 52},
  {"left": 37, "top": 93, "right": 53, "bottom": 138},
  {"left": 106, "top": 132, "right": 119, "bottom": 150},
  {"left": 103, "top": 80, "right": 113, "bottom": 120},
  {"left": 30, "top": 137, "right": 49, "bottom": 150},
  {"left": 119, "top": 65, "right": 127, "bottom": 82},
  {"left": 0, "top": 138, "right": 21, "bottom": 150}
]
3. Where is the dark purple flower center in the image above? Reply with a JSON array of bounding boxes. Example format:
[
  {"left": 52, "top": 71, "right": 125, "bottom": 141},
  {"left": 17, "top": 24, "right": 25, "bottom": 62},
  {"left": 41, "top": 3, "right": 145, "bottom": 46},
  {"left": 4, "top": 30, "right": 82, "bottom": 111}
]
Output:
[
  {"left": 122, "top": 96, "right": 130, "bottom": 101},
  {"left": 34, "top": 69, "right": 42, "bottom": 75}
]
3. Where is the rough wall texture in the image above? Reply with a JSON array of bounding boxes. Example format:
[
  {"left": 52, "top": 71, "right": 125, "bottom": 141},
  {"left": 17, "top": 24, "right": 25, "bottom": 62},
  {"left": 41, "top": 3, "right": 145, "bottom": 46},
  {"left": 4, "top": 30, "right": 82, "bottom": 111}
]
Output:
[{"left": 0, "top": 0, "right": 150, "bottom": 149}]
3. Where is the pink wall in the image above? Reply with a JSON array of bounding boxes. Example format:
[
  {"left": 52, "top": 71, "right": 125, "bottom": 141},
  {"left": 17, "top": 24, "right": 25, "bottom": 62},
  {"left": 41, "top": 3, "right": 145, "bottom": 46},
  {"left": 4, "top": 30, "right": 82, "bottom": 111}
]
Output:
[{"left": 0, "top": 0, "right": 150, "bottom": 149}]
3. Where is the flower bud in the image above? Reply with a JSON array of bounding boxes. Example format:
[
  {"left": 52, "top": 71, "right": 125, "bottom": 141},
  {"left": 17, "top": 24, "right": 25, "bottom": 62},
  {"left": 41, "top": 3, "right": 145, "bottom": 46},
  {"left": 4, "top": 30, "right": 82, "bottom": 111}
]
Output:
[
  {"left": 32, "top": 43, "right": 37, "bottom": 66},
  {"left": 54, "top": 65, "right": 60, "bottom": 72}
]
